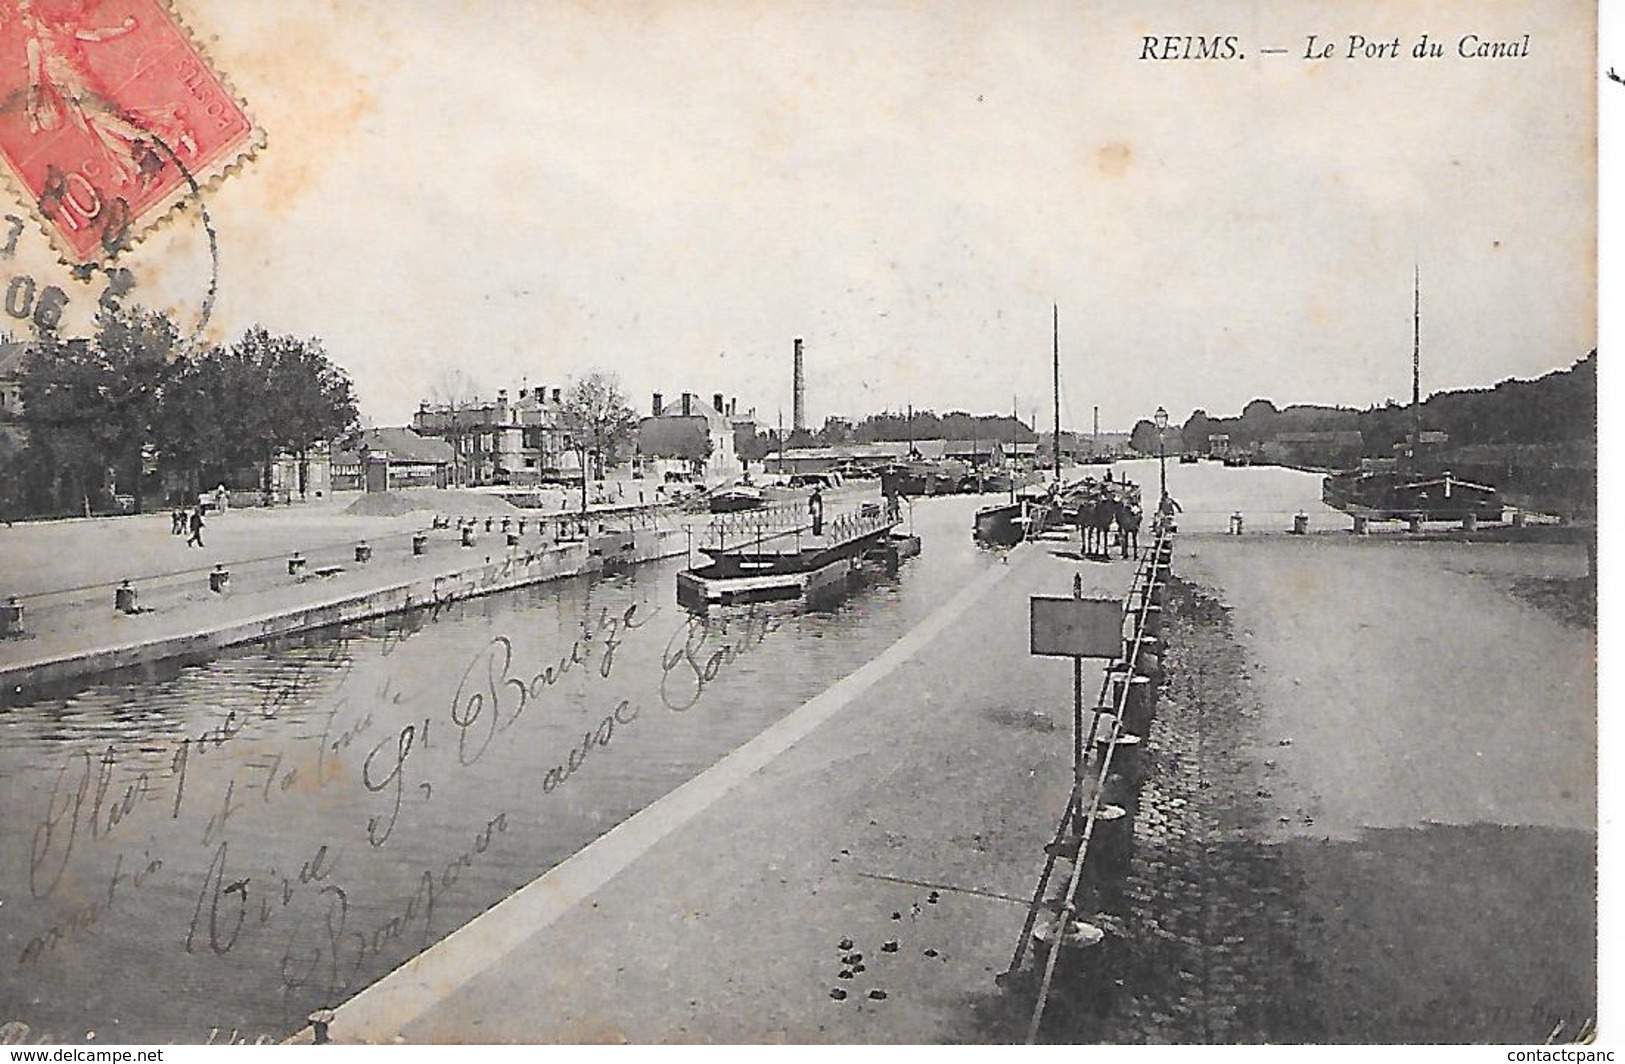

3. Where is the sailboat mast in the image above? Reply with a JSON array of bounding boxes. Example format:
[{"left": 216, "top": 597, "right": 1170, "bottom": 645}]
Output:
[
  {"left": 1011, "top": 394, "right": 1019, "bottom": 503},
  {"left": 1411, "top": 264, "right": 1421, "bottom": 454},
  {"left": 1052, "top": 304, "right": 1061, "bottom": 480}
]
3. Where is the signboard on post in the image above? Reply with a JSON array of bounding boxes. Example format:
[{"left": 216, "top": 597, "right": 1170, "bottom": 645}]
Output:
[{"left": 1029, "top": 595, "right": 1122, "bottom": 658}]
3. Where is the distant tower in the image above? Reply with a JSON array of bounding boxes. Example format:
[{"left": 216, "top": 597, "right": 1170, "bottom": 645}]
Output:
[{"left": 792, "top": 337, "right": 806, "bottom": 432}]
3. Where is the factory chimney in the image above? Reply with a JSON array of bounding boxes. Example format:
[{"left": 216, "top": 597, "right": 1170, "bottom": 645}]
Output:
[
  {"left": 793, "top": 337, "right": 806, "bottom": 432},
  {"left": 652, "top": 392, "right": 663, "bottom": 416}
]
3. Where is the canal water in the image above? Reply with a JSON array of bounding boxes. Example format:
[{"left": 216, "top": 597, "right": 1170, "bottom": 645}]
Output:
[{"left": 0, "top": 494, "right": 999, "bottom": 1044}]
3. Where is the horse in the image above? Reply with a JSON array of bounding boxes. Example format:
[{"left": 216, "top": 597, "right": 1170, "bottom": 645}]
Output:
[
  {"left": 1117, "top": 502, "right": 1142, "bottom": 559},
  {"left": 1076, "top": 491, "right": 1116, "bottom": 559}
]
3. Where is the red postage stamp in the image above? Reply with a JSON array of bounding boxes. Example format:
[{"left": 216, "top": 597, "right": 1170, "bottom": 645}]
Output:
[{"left": 0, "top": 0, "right": 259, "bottom": 262}]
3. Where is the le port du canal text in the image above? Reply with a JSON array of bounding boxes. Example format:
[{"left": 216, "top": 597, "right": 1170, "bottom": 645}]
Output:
[{"left": 1138, "top": 33, "right": 1532, "bottom": 62}]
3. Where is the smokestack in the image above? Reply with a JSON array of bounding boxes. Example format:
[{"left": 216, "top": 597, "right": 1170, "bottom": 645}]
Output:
[
  {"left": 713, "top": 392, "right": 724, "bottom": 414},
  {"left": 652, "top": 392, "right": 663, "bottom": 416},
  {"left": 681, "top": 392, "right": 693, "bottom": 417},
  {"left": 793, "top": 337, "right": 805, "bottom": 432}
]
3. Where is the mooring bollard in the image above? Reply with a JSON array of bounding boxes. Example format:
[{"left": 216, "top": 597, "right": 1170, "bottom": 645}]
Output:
[
  {"left": 1139, "top": 603, "right": 1163, "bottom": 639},
  {"left": 1133, "top": 643, "right": 1161, "bottom": 681},
  {"left": 1353, "top": 514, "right": 1370, "bottom": 535},
  {"left": 1033, "top": 913, "right": 1121, "bottom": 1017},
  {"left": 1046, "top": 804, "right": 1133, "bottom": 884},
  {"left": 1104, "top": 768, "right": 1143, "bottom": 813},
  {"left": 1088, "top": 803, "right": 1133, "bottom": 876},
  {"left": 1462, "top": 511, "right": 1478, "bottom": 533},
  {"left": 412, "top": 532, "right": 428, "bottom": 556},
  {"left": 209, "top": 565, "right": 230, "bottom": 593},
  {"left": 1117, "top": 673, "right": 1155, "bottom": 733},
  {"left": 461, "top": 525, "right": 474, "bottom": 548},
  {"left": 0, "top": 595, "right": 23, "bottom": 636},
  {"left": 355, "top": 541, "right": 372, "bottom": 563},
  {"left": 115, "top": 580, "right": 137, "bottom": 614},
  {"left": 1095, "top": 730, "right": 1145, "bottom": 789},
  {"left": 1030, "top": 914, "right": 1106, "bottom": 975},
  {"left": 288, "top": 553, "right": 307, "bottom": 577},
  {"left": 1229, "top": 511, "right": 1244, "bottom": 535},
  {"left": 1292, "top": 511, "right": 1309, "bottom": 535}
]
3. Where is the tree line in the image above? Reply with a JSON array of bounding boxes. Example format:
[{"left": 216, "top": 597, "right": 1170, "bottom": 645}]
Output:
[
  {"left": 2, "top": 307, "right": 358, "bottom": 518},
  {"left": 1133, "top": 351, "right": 1596, "bottom": 460},
  {"left": 737, "top": 410, "right": 1035, "bottom": 462}
]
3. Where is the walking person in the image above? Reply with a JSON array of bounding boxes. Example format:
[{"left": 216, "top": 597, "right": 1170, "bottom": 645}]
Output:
[
  {"left": 171, "top": 506, "right": 185, "bottom": 535},
  {"left": 186, "top": 505, "right": 205, "bottom": 548},
  {"left": 809, "top": 487, "right": 824, "bottom": 537},
  {"left": 1156, "top": 493, "right": 1181, "bottom": 533}
]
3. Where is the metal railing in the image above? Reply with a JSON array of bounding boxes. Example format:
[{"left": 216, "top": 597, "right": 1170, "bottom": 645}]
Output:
[
  {"left": 698, "top": 502, "right": 893, "bottom": 554},
  {"left": 1003, "top": 523, "right": 1175, "bottom": 1041}
]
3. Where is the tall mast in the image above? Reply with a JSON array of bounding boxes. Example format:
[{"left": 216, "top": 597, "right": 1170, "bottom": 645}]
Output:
[
  {"left": 1011, "top": 393, "right": 1019, "bottom": 503},
  {"left": 1052, "top": 304, "right": 1061, "bottom": 481},
  {"left": 1411, "top": 264, "right": 1421, "bottom": 455}
]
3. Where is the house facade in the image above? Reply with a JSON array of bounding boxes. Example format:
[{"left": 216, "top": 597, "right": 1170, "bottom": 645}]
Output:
[
  {"left": 412, "top": 385, "right": 569, "bottom": 486},
  {"left": 332, "top": 428, "right": 453, "bottom": 491},
  {"left": 637, "top": 392, "right": 740, "bottom": 482}
]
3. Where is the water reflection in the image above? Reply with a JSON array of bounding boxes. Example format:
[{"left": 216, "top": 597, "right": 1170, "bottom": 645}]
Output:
[{"left": 0, "top": 496, "right": 989, "bottom": 1043}]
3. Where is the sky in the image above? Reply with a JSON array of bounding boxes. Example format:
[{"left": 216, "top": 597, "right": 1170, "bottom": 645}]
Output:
[{"left": 3, "top": 0, "right": 1596, "bottom": 432}]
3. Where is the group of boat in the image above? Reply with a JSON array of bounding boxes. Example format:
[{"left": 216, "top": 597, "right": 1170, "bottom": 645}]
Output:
[
  {"left": 682, "top": 269, "right": 1505, "bottom": 610},
  {"left": 1321, "top": 464, "right": 1501, "bottom": 522}
]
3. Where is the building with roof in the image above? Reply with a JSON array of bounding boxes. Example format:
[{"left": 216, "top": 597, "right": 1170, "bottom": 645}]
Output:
[
  {"left": 637, "top": 392, "right": 741, "bottom": 482},
  {"left": 769, "top": 439, "right": 961, "bottom": 475},
  {"left": 0, "top": 339, "right": 26, "bottom": 460},
  {"left": 943, "top": 439, "right": 1007, "bottom": 468},
  {"left": 332, "top": 427, "right": 455, "bottom": 491},
  {"left": 412, "top": 385, "right": 569, "bottom": 486}
]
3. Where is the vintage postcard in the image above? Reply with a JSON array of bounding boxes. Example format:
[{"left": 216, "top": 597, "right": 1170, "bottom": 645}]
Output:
[{"left": 0, "top": 0, "right": 1603, "bottom": 1051}]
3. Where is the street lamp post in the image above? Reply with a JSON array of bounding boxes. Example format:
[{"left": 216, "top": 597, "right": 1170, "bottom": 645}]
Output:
[{"left": 1154, "top": 406, "right": 1169, "bottom": 505}]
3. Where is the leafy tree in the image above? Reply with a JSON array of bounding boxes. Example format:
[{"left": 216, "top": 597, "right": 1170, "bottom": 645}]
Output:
[
  {"left": 426, "top": 368, "right": 486, "bottom": 488},
  {"left": 561, "top": 370, "right": 637, "bottom": 479},
  {"left": 20, "top": 306, "right": 180, "bottom": 513},
  {"left": 1182, "top": 409, "right": 1214, "bottom": 453},
  {"left": 1129, "top": 418, "right": 1160, "bottom": 454},
  {"left": 224, "top": 327, "right": 359, "bottom": 496},
  {"left": 735, "top": 425, "right": 771, "bottom": 463},
  {"left": 265, "top": 333, "right": 358, "bottom": 496}
]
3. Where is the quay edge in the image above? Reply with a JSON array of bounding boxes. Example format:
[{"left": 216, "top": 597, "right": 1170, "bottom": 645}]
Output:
[{"left": 0, "top": 526, "right": 690, "bottom": 697}]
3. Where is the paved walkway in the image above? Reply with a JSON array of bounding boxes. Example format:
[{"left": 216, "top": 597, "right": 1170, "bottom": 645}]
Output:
[
  {"left": 312, "top": 536, "right": 1141, "bottom": 1044},
  {"left": 0, "top": 492, "right": 691, "bottom": 683},
  {"left": 0, "top": 484, "right": 888, "bottom": 691}
]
